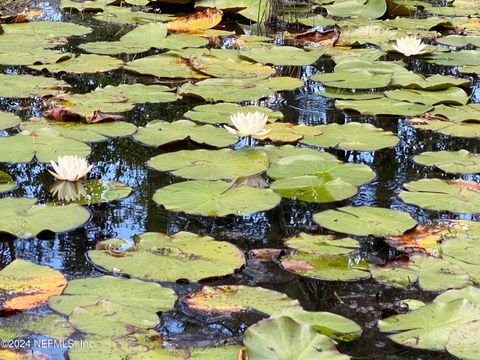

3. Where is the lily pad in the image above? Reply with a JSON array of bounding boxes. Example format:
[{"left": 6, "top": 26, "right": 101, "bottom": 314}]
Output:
[
  {"left": 0, "top": 259, "right": 67, "bottom": 312},
  {"left": 30, "top": 54, "right": 124, "bottom": 74},
  {"left": 0, "top": 171, "right": 16, "bottom": 194},
  {"left": 0, "top": 74, "right": 69, "bottom": 98},
  {"left": 125, "top": 53, "right": 205, "bottom": 79},
  {"left": 262, "top": 145, "right": 337, "bottom": 164},
  {"left": 148, "top": 148, "right": 269, "bottom": 180},
  {"left": 311, "top": 71, "right": 392, "bottom": 89},
  {"left": 190, "top": 56, "right": 275, "bottom": 80},
  {"left": 268, "top": 157, "right": 374, "bottom": 202},
  {"left": 21, "top": 118, "right": 137, "bottom": 143},
  {"left": 243, "top": 316, "right": 349, "bottom": 360},
  {"left": 184, "top": 103, "right": 283, "bottom": 125},
  {"left": 1, "top": 21, "right": 92, "bottom": 37},
  {"left": 413, "top": 150, "right": 480, "bottom": 173},
  {"left": 336, "top": 98, "right": 433, "bottom": 116},
  {"left": 313, "top": 206, "right": 417, "bottom": 236},
  {"left": 0, "top": 129, "right": 91, "bottom": 163},
  {"left": 50, "top": 180, "right": 131, "bottom": 205},
  {"left": 281, "top": 252, "right": 371, "bottom": 281},
  {"left": 370, "top": 266, "right": 419, "bottom": 288},
  {"left": 69, "top": 300, "right": 160, "bottom": 337},
  {"left": 400, "top": 179, "right": 480, "bottom": 214},
  {"left": 407, "top": 104, "right": 480, "bottom": 137},
  {"left": 195, "top": 0, "right": 270, "bottom": 22},
  {"left": 133, "top": 120, "right": 237, "bottom": 148},
  {"left": 254, "top": 122, "right": 322, "bottom": 143},
  {"left": 273, "top": 308, "right": 362, "bottom": 341},
  {"left": 285, "top": 233, "right": 360, "bottom": 256},
  {"left": 391, "top": 73, "right": 471, "bottom": 90},
  {"left": 0, "top": 313, "right": 75, "bottom": 341},
  {"left": 93, "top": 7, "right": 173, "bottom": 24},
  {"left": 48, "top": 275, "right": 176, "bottom": 316},
  {"left": 301, "top": 122, "right": 399, "bottom": 151},
  {"left": 412, "top": 256, "right": 470, "bottom": 291},
  {"left": 179, "top": 77, "right": 304, "bottom": 102},
  {"left": 153, "top": 180, "right": 281, "bottom": 216},
  {"left": 184, "top": 285, "right": 301, "bottom": 315},
  {"left": 240, "top": 46, "right": 323, "bottom": 66},
  {"left": 425, "top": 50, "right": 480, "bottom": 66},
  {"left": 0, "top": 111, "right": 20, "bottom": 130},
  {"left": 323, "top": 0, "right": 387, "bottom": 19},
  {"left": 446, "top": 320, "right": 480, "bottom": 360},
  {"left": 385, "top": 87, "right": 469, "bottom": 106},
  {"left": 378, "top": 298, "right": 480, "bottom": 350},
  {"left": 0, "top": 197, "right": 90, "bottom": 238},
  {"left": 87, "top": 232, "right": 245, "bottom": 282}
]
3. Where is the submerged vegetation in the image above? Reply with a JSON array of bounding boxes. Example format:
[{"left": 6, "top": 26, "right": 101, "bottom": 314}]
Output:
[{"left": 0, "top": 0, "right": 479, "bottom": 358}]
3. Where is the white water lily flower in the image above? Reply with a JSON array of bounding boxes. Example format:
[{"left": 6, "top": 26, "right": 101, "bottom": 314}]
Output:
[
  {"left": 50, "top": 180, "right": 86, "bottom": 202},
  {"left": 48, "top": 155, "right": 92, "bottom": 182},
  {"left": 392, "top": 36, "right": 428, "bottom": 57},
  {"left": 224, "top": 111, "right": 270, "bottom": 137}
]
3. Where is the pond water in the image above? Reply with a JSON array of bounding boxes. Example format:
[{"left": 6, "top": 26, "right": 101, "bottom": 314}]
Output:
[{"left": 0, "top": 0, "right": 479, "bottom": 359}]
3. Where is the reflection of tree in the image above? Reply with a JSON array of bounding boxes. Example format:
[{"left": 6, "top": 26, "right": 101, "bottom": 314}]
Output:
[{"left": 0, "top": 240, "right": 15, "bottom": 269}]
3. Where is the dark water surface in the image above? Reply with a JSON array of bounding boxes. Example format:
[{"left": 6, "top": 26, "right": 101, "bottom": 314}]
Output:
[{"left": 1, "top": 2, "right": 479, "bottom": 359}]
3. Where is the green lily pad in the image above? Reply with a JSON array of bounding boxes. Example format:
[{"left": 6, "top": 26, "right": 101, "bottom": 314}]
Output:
[
  {"left": 0, "top": 259, "right": 67, "bottom": 312},
  {"left": 0, "top": 111, "right": 20, "bottom": 130},
  {"left": 271, "top": 176, "right": 359, "bottom": 203},
  {"left": 184, "top": 103, "right": 283, "bottom": 125},
  {"left": 424, "top": 50, "right": 480, "bottom": 66},
  {"left": 323, "top": 0, "right": 387, "bottom": 19},
  {"left": 50, "top": 180, "right": 131, "bottom": 205},
  {"left": 435, "top": 286, "right": 480, "bottom": 305},
  {"left": 442, "top": 238, "right": 480, "bottom": 268},
  {"left": 69, "top": 300, "right": 160, "bottom": 337},
  {"left": 195, "top": 0, "right": 270, "bottom": 22},
  {"left": 412, "top": 256, "right": 470, "bottom": 291},
  {"left": 318, "top": 87, "right": 384, "bottom": 100},
  {"left": 179, "top": 77, "right": 303, "bottom": 102},
  {"left": 391, "top": 73, "right": 471, "bottom": 90},
  {"left": 301, "top": 122, "right": 399, "bottom": 151},
  {"left": 337, "top": 23, "right": 405, "bottom": 46},
  {"left": 30, "top": 54, "right": 124, "bottom": 74},
  {"left": 408, "top": 104, "right": 480, "bottom": 137},
  {"left": 184, "top": 285, "right": 301, "bottom": 315},
  {"left": 0, "top": 313, "right": 75, "bottom": 341},
  {"left": 336, "top": 98, "right": 432, "bottom": 116},
  {"left": 125, "top": 53, "right": 206, "bottom": 79},
  {"left": 1, "top": 21, "right": 92, "bottom": 37},
  {"left": 446, "top": 320, "right": 480, "bottom": 360},
  {"left": 385, "top": 87, "right": 469, "bottom": 106},
  {"left": 378, "top": 298, "right": 480, "bottom": 350},
  {"left": 243, "top": 316, "right": 349, "bottom": 360},
  {"left": 190, "top": 56, "right": 275, "bottom": 80},
  {"left": 148, "top": 148, "right": 269, "bottom": 180},
  {"left": 297, "top": 15, "right": 337, "bottom": 27},
  {"left": 311, "top": 71, "right": 392, "bottom": 89},
  {"left": 413, "top": 150, "right": 480, "bottom": 173},
  {"left": 313, "top": 206, "right": 417, "bottom": 236},
  {"left": 281, "top": 252, "right": 371, "bottom": 281},
  {"left": 60, "top": 0, "right": 116, "bottom": 12},
  {"left": 370, "top": 266, "right": 419, "bottom": 288},
  {"left": 252, "top": 122, "right": 322, "bottom": 143},
  {"left": 133, "top": 120, "right": 237, "bottom": 148},
  {"left": 0, "top": 197, "right": 90, "bottom": 238},
  {"left": 0, "top": 129, "right": 91, "bottom": 163},
  {"left": 0, "top": 74, "right": 69, "bottom": 98},
  {"left": 93, "top": 6, "right": 173, "bottom": 24},
  {"left": 0, "top": 171, "right": 16, "bottom": 194},
  {"left": 240, "top": 46, "right": 323, "bottom": 66},
  {"left": 460, "top": 65, "right": 480, "bottom": 74},
  {"left": 399, "top": 179, "right": 480, "bottom": 214},
  {"left": 268, "top": 156, "right": 374, "bottom": 202},
  {"left": 22, "top": 118, "right": 137, "bottom": 143},
  {"left": 320, "top": 47, "right": 383, "bottom": 64},
  {"left": 0, "top": 49, "right": 69, "bottom": 67},
  {"left": 285, "top": 233, "right": 360, "bottom": 256},
  {"left": 48, "top": 275, "right": 176, "bottom": 316},
  {"left": 87, "top": 232, "right": 245, "bottom": 282},
  {"left": 273, "top": 308, "right": 362, "bottom": 342},
  {"left": 262, "top": 145, "right": 337, "bottom": 164},
  {"left": 153, "top": 180, "right": 281, "bottom": 216}
]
